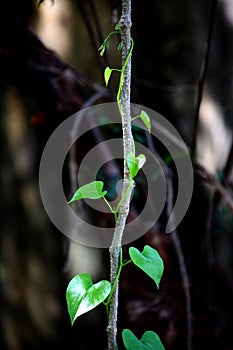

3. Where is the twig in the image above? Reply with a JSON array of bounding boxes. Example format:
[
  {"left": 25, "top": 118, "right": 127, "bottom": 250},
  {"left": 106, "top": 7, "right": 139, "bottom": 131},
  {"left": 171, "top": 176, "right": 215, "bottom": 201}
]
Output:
[
  {"left": 107, "top": 1, "right": 133, "bottom": 349},
  {"left": 77, "top": 1, "right": 99, "bottom": 52},
  {"left": 204, "top": 140, "right": 233, "bottom": 266},
  {"left": 144, "top": 100, "right": 233, "bottom": 212},
  {"left": 0, "top": 21, "right": 113, "bottom": 117},
  {"left": 198, "top": 143, "right": 233, "bottom": 268},
  {"left": 89, "top": 0, "right": 105, "bottom": 47},
  {"left": 191, "top": 0, "right": 218, "bottom": 159},
  {"left": 194, "top": 162, "right": 233, "bottom": 212},
  {"left": 222, "top": 141, "right": 233, "bottom": 183},
  {"left": 145, "top": 133, "right": 193, "bottom": 350},
  {"left": 69, "top": 91, "right": 108, "bottom": 214},
  {"left": 144, "top": 106, "right": 233, "bottom": 212},
  {"left": 166, "top": 177, "right": 192, "bottom": 350},
  {"left": 144, "top": 109, "right": 233, "bottom": 213},
  {"left": 77, "top": 1, "right": 108, "bottom": 69}
]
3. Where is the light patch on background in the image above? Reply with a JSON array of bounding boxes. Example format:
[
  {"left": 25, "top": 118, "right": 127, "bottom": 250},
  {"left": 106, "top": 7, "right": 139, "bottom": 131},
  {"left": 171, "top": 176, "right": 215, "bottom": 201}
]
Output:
[
  {"left": 197, "top": 92, "right": 232, "bottom": 173},
  {"left": 221, "top": 0, "right": 233, "bottom": 25},
  {"left": 34, "top": 0, "right": 73, "bottom": 59},
  {"left": 33, "top": 0, "right": 103, "bottom": 278}
]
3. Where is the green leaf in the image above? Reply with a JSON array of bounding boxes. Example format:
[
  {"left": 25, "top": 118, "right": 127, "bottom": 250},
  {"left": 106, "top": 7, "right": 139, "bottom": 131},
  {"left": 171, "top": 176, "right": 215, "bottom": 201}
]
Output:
[
  {"left": 99, "top": 38, "right": 110, "bottom": 56},
  {"left": 98, "top": 43, "right": 105, "bottom": 56},
  {"left": 122, "top": 329, "right": 165, "bottom": 350},
  {"left": 68, "top": 181, "right": 107, "bottom": 203},
  {"left": 66, "top": 273, "right": 111, "bottom": 325},
  {"left": 139, "top": 110, "right": 151, "bottom": 133},
  {"left": 115, "top": 22, "right": 120, "bottom": 30},
  {"left": 104, "top": 66, "right": 113, "bottom": 86},
  {"left": 126, "top": 152, "right": 146, "bottom": 179},
  {"left": 129, "top": 245, "right": 164, "bottom": 288}
]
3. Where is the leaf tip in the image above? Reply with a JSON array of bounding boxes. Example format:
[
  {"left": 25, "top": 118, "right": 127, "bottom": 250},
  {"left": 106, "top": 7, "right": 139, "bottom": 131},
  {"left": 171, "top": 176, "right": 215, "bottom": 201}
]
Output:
[{"left": 140, "top": 110, "right": 151, "bottom": 133}]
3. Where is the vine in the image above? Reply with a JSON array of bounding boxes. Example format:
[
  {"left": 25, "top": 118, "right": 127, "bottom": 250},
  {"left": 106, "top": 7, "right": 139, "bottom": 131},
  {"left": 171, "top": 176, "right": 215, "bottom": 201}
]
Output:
[{"left": 66, "top": 1, "right": 165, "bottom": 349}]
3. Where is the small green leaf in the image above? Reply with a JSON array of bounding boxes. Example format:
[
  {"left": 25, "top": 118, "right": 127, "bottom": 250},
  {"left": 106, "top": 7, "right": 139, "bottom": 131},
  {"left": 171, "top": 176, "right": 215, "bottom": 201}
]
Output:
[
  {"left": 98, "top": 44, "right": 105, "bottom": 56},
  {"left": 122, "top": 329, "right": 165, "bottom": 350},
  {"left": 66, "top": 273, "right": 111, "bottom": 325},
  {"left": 99, "top": 38, "right": 110, "bottom": 56},
  {"left": 115, "top": 22, "right": 120, "bottom": 30},
  {"left": 126, "top": 152, "right": 146, "bottom": 179},
  {"left": 104, "top": 66, "right": 113, "bottom": 86},
  {"left": 68, "top": 181, "right": 107, "bottom": 203},
  {"left": 139, "top": 110, "right": 151, "bottom": 133},
  {"left": 129, "top": 245, "right": 164, "bottom": 288}
]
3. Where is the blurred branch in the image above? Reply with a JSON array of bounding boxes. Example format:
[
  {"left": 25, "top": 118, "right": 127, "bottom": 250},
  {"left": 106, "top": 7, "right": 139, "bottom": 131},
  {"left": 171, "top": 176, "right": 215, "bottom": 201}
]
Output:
[
  {"left": 0, "top": 20, "right": 109, "bottom": 118},
  {"left": 77, "top": 0, "right": 109, "bottom": 69},
  {"left": 89, "top": 0, "right": 105, "bottom": 47},
  {"left": 204, "top": 140, "right": 233, "bottom": 265},
  {"left": 167, "top": 177, "right": 192, "bottom": 350},
  {"left": 191, "top": 0, "right": 218, "bottom": 158},
  {"left": 146, "top": 133, "right": 193, "bottom": 350},
  {"left": 146, "top": 113, "right": 233, "bottom": 213},
  {"left": 146, "top": 107, "right": 233, "bottom": 213},
  {"left": 194, "top": 162, "right": 233, "bottom": 212},
  {"left": 69, "top": 91, "right": 108, "bottom": 187},
  {"left": 77, "top": 1, "right": 119, "bottom": 100},
  {"left": 222, "top": 141, "right": 233, "bottom": 185}
]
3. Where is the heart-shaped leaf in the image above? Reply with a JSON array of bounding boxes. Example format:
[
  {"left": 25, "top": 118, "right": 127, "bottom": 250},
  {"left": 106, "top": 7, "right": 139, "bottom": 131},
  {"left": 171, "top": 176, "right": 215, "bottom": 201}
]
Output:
[
  {"left": 122, "top": 329, "right": 165, "bottom": 350},
  {"left": 129, "top": 245, "right": 164, "bottom": 288},
  {"left": 66, "top": 273, "right": 111, "bottom": 325},
  {"left": 139, "top": 110, "right": 151, "bottom": 133},
  {"left": 126, "top": 153, "right": 146, "bottom": 179},
  {"left": 104, "top": 66, "right": 113, "bottom": 86},
  {"left": 68, "top": 181, "right": 107, "bottom": 204}
]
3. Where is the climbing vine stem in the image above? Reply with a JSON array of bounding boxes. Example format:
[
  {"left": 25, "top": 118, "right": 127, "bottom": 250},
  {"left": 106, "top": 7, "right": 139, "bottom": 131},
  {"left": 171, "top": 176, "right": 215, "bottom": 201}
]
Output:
[{"left": 106, "top": 1, "right": 134, "bottom": 349}]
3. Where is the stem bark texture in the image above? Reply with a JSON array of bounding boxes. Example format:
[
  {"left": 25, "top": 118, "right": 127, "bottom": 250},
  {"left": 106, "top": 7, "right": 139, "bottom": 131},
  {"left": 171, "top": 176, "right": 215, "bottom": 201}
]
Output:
[{"left": 107, "top": 1, "right": 133, "bottom": 349}]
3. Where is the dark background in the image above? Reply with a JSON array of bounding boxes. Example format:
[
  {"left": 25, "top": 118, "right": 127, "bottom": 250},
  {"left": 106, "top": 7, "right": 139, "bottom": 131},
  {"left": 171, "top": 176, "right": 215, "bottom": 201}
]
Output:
[{"left": 0, "top": 1, "right": 233, "bottom": 349}]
